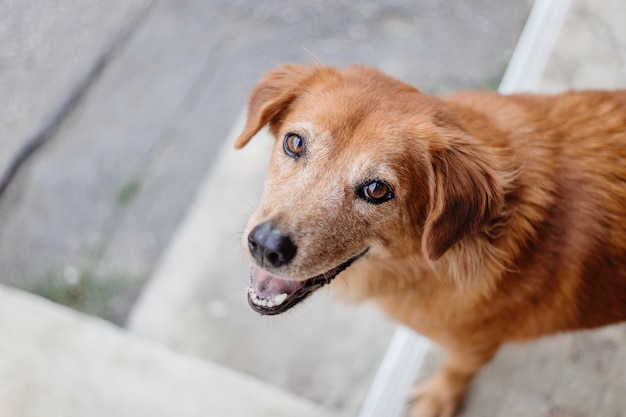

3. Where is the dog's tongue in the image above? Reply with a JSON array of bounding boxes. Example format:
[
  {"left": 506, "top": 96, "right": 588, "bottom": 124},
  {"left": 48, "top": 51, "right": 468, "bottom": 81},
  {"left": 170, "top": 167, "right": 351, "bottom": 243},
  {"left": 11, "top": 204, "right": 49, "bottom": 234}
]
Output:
[{"left": 249, "top": 266, "right": 303, "bottom": 299}]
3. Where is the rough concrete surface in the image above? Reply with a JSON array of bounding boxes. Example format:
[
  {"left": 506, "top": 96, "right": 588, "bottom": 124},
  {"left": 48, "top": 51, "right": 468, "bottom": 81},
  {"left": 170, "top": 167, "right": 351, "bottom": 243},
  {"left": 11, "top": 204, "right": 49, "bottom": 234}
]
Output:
[
  {"left": 411, "top": 325, "right": 626, "bottom": 417},
  {"left": 0, "top": 0, "right": 151, "bottom": 187},
  {"left": 539, "top": 0, "right": 626, "bottom": 93},
  {"left": 0, "top": 284, "right": 333, "bottom": 417}
]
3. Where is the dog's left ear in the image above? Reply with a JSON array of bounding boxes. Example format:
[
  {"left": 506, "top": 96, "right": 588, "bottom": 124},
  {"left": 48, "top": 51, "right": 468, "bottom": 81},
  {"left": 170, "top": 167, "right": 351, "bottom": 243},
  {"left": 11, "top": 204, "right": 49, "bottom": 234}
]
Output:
[
  {"left": 234, "top": 64, "right": 312, "bottom": 149},
  {"left": 422, "top": 139, "right": 504, "bottom": 261}
]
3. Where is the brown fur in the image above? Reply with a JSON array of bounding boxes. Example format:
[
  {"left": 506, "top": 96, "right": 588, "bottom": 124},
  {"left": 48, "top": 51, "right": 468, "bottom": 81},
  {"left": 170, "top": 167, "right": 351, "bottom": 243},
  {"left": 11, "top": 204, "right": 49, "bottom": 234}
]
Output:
[{"left": 236, "top": 64, "right": 626, "bottom": 417}]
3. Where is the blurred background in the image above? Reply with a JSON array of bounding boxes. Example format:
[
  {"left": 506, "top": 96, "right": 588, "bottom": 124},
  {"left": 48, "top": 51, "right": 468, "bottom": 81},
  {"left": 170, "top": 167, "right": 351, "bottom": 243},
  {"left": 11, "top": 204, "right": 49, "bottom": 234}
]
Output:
[{"left": 7, "top": 1, "right": 625, "bottom": 417}]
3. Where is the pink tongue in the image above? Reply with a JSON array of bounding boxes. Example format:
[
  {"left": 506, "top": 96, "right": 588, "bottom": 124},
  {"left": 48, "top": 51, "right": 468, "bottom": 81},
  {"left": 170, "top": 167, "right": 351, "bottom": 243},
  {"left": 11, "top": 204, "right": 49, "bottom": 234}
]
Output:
[{"left": 250, "top": 267, "right": 303, "bottom": 298}]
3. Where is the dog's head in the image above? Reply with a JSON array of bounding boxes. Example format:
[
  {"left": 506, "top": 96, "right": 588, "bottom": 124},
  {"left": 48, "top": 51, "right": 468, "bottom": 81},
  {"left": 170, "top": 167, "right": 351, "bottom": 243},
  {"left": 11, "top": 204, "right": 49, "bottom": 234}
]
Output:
[{"left": 236, "top": 64, "right": 503, "bottom": 315}]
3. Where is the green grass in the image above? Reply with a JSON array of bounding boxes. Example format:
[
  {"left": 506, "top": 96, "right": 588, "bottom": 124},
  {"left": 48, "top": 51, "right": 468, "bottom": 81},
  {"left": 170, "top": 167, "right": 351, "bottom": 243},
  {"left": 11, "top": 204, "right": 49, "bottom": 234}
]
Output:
[
  {"left": 115, "top": 179, "right": 141, "bottom": 205},
  {"left": 31, "top": 271, "right": 131, "bottom": 319}
]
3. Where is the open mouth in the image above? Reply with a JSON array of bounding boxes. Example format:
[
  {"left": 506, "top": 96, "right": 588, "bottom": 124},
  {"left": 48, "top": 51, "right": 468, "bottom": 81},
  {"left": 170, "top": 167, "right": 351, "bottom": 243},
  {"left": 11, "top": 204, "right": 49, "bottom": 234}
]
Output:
[{"left": 247, "top": 248, "right": 369, "bottom": 315}]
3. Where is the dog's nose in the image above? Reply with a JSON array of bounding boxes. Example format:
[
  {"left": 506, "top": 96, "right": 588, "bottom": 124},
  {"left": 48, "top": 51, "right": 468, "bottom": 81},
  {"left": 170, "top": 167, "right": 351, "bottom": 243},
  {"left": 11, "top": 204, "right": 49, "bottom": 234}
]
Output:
[{"left": 247, "top": 222, "right": 297, "bottom": 268}]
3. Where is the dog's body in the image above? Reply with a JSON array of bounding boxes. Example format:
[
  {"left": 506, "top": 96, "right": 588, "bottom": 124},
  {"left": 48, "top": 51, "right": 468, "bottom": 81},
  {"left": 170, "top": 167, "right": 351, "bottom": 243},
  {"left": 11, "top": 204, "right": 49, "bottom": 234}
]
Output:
[{"left": 236, "top": 65, "right": 626, "bottom": 417}]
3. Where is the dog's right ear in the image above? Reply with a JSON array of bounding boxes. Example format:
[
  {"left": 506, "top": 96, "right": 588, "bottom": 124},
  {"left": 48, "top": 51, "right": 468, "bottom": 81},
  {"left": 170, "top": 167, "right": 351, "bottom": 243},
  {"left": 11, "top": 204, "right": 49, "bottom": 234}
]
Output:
[
  {"left": 422, "top": 141, "right": 504, "bottom": 262},
  {"left": 234, "top": 64, "right": 312, "bottom": 149}
]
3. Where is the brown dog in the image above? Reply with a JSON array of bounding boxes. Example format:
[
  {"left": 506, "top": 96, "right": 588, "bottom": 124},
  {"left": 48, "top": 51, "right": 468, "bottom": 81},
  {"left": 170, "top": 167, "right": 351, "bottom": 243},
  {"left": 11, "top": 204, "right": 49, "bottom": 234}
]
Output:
[{"left": 235, "top": 64, "right": 626, "bottom": 417}]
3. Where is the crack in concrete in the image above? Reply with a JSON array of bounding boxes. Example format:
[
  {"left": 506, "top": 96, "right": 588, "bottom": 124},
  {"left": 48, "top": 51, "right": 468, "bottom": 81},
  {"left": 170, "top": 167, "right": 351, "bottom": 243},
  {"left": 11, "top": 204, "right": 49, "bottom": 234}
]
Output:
[{"left": 0, "top": 1, "right": 157, "bottom": 199}]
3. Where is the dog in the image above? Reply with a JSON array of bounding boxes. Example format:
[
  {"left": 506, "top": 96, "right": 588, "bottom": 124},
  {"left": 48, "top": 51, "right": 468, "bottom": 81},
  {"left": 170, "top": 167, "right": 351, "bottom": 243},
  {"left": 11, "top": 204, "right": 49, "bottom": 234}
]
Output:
[{"left": 235, "top": 64, "right": 626, "bottom": 417}]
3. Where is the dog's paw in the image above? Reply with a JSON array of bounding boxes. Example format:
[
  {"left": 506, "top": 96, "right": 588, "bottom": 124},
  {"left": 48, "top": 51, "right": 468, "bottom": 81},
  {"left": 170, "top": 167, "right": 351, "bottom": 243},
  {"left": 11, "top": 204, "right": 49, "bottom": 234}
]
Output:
[{"left": 408, "top": 375, "right": 463, "bottom": 417}]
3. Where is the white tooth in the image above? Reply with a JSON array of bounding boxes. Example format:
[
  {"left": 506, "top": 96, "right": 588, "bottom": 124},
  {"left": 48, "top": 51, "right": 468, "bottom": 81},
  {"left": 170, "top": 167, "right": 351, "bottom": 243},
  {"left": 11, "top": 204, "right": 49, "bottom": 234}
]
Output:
[
  {"left": 267, "top": 301, "right": 275, "bottom": 308},
  {"left": 261, "top": 299, "right": 268, "bottom": 307},
  {"left": 273, "top": 293, "right": 288, "bottom": 305}
]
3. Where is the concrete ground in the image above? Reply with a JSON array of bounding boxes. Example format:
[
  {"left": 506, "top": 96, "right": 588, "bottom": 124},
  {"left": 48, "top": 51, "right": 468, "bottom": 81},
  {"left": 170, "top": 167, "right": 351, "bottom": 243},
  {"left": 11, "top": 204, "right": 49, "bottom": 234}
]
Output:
[
  {"left": 2, "top": 1, "right": 626, "bottom": 417},
  {"left": 0, "top": 284, "right": 332, "bottom": 417}
]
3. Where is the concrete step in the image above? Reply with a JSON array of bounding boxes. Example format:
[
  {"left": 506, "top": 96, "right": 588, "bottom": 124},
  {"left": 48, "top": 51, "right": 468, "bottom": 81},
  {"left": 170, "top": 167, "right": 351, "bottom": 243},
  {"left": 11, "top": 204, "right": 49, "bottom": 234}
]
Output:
[{"left": 0, "top": 284, "right": 332, "bottom": 417}]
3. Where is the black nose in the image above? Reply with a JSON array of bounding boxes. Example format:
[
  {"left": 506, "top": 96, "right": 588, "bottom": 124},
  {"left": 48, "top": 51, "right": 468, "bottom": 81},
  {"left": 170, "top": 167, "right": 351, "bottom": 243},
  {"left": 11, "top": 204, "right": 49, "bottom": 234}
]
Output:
[{"left": 247, "top": 222, "right": 297, "bottom": 268}]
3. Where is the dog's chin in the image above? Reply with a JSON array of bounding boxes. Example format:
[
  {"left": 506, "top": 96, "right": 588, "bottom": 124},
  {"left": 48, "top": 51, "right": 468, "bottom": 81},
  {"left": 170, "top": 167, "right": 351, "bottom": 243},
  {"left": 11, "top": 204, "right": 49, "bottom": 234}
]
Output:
[{"left": 247, "top": 248, "right": 369, "bottom": 315}]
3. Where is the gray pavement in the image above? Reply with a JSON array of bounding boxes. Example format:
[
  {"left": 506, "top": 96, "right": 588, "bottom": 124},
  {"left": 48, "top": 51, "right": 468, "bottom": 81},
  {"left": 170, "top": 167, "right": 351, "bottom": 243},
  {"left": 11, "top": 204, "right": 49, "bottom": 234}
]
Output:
[
  {"left": 0, "top": 0, "right": 151, "bottom": 190},
  {"left": 538, "top": 0, "right": 626, "bottom": 93},
  {"left": 415, "top": 324, "right": 626, "bottom": 417},
  {"left": 0, "top": 284, "right": 332, "bottom": 417}
]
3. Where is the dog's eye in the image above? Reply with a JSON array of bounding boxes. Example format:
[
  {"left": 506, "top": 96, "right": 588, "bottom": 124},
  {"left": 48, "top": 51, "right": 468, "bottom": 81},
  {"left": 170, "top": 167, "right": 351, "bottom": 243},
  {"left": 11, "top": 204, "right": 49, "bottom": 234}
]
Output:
[
  {"left": 358, "top": 180, "right": 394, "bottom": 204},
  {"left": 283, "top": 133, "right": 304, "bottom": 158}
]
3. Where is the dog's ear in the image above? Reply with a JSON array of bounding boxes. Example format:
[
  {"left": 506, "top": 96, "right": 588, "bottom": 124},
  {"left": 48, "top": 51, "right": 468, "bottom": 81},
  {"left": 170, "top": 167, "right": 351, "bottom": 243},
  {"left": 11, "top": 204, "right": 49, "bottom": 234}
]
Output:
[
  {"left": 422, "top": 140, "right": 503, "bottom": 261},
  {"left": 234, "top": 64, "right": 311, "bottom": 149}
]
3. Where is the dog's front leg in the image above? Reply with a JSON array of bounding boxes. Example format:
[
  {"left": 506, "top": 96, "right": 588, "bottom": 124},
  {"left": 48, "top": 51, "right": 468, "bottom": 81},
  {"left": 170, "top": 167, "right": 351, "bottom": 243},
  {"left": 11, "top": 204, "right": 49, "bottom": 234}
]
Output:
[{"left": 409, "top": 343, "right": 500, "bottom": 417}]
